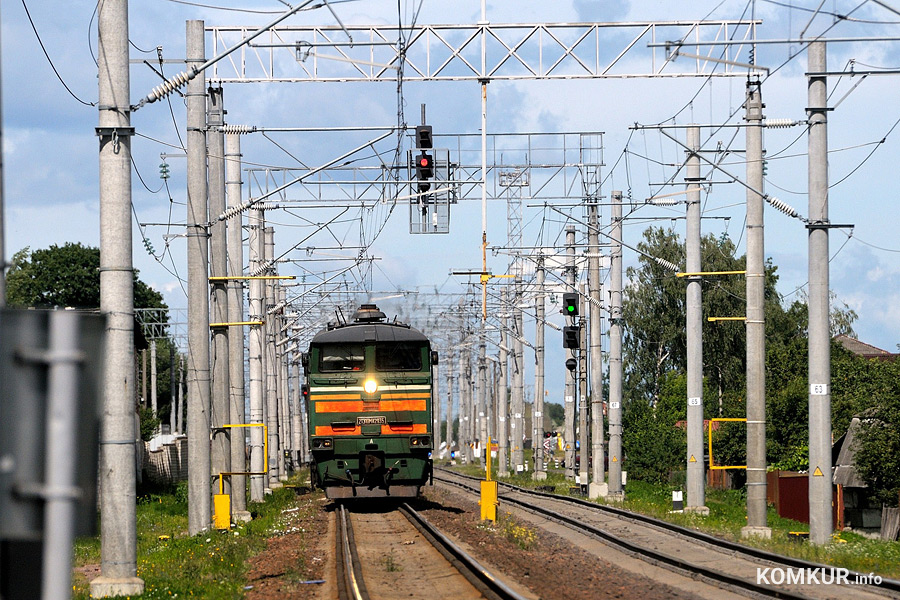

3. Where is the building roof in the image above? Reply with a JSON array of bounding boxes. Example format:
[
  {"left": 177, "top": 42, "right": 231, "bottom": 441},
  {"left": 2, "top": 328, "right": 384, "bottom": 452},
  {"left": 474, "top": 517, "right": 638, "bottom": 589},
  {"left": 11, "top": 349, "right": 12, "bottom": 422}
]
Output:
[{"left": 834, "top": 334, "right": 897, "bottom": 361}]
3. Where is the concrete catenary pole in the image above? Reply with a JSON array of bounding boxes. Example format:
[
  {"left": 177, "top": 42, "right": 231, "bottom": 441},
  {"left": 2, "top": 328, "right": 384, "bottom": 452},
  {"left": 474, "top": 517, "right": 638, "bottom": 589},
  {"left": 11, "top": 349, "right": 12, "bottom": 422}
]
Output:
[
  {"left": 807, "top": 41, "right": 833, "bottom": 546},
  {"left": 445, "top": 360, "right": 454, "bottom": 459},
  {"left": 248, "top": 207, "right": 266, "bottom": 501},
  {"left": 264, "top": 226, "right": 281, "bottom": 486},
  {"left": 208, "top": 86, "right": 231, "bottom": 500},
  {"left": 433, "top": 352, "right": 442, "bottom": 460},
  {"left": 498, "top": 288, "right": 510, "bottom": 476},
  {"left": 477, "top": 337, "right": 488, "bottom": 465},
  {"left": 92, "top": 0, "right": 145, "bottom": 594},
  {"left": 564, "top": 225, "right": 577, "bottom": 480},
  {"left": 151, "top": 340, "right": 158, "bottom": 429},
  {"left": 225, "top": 131, "right": 248, "bottom": 516},
  {"left": 578, "top": 282, "right": 589, "bottom": 487},
  {"left": 532, "top": 258, "right": 547, "bottom": 480},
  {"left": 511, "top": 276, "right": 525, "bottom": 473},
  {"left": 743, "top": 80, "right": 771, "bottom": 538},
  {"left": 170, "top": 345, "right": 177, "bottom": 435},
  {"left": 277, "top": 286, "right": 291, "bottom": 475},
  {"left": 685, "top": 126, "right": 708, "bottom": 514},
  {"left": 587, "top": 200, "right": 605, "bottom": 493},
  {"left": 608, "top": 191, "right": 624, "bottom": 498},
  {"left": 185, "top": 19, "right": 212, "bottom": 536},
  {"left": 461, "top": 346, "right": 473, "bottom": 463},
  {"left": 291, "top": 353, "right": 303, "bottom": 466}
]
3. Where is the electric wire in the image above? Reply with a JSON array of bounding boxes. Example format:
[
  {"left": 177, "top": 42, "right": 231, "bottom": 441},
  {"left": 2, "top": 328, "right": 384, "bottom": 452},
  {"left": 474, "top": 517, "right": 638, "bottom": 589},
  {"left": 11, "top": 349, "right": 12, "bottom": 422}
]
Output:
[{"left": 21, "top": 0, "right": 95, "bottom": 106}]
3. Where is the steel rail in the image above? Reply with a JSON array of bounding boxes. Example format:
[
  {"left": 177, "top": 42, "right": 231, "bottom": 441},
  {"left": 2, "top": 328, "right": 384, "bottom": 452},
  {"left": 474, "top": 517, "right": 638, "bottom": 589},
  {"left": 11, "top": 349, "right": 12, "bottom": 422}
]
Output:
[
  {"left": 435, "top": 468, "right": 900, "bottom": 600},
  {"left": 398, "top": 503, "right": 529, "bottom": 600},
  {"left": 335, "top": 504, "right": 369, "bottom": 600}
]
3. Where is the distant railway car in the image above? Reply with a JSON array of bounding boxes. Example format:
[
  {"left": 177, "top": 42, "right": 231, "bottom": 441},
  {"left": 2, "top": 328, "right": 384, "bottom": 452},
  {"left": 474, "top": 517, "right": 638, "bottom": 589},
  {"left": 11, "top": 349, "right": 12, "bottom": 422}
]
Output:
[{"left": 304, "top": 304, "right": 436, "bottom": 499}]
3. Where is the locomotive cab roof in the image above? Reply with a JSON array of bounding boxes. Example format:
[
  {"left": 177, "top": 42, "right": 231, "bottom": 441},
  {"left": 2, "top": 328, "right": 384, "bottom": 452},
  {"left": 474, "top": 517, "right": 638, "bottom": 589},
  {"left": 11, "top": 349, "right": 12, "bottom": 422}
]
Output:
[{"left": 310, "top": 304, "right": 428, "bottom": 345}]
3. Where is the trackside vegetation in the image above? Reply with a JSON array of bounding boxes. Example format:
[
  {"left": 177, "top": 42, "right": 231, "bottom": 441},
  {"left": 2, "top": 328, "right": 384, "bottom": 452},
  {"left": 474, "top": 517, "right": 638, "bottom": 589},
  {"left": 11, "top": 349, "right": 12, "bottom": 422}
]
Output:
[{"left": 72, "top": 482, "right": 316, "bottom": 599}]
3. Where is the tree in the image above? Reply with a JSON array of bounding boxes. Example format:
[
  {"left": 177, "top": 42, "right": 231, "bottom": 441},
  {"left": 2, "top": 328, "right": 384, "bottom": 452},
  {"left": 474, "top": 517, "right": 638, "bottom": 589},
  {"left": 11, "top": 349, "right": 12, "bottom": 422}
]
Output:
[{"left": 6, "top": 243, "right": 167, "bottom": 312}]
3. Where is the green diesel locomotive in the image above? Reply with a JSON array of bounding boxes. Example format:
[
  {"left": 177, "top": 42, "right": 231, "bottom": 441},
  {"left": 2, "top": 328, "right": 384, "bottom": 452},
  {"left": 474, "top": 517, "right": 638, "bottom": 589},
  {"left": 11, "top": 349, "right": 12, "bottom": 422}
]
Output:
[{"left": 304, "top": 304, "right": 436, "bottom": 499}]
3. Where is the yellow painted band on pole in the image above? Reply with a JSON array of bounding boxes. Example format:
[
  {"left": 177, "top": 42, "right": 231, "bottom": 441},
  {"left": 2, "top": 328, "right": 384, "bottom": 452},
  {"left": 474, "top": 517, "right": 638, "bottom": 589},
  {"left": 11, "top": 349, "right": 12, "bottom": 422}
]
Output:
[
  {"left": 676, "top": 270, "right": 746, "bottom": 278},
  {"left": 708, "top": 417, "right": 747, "bottom": 470},
  {"left": 707, "top": 316, "right": 747, "bottom": 322},
  {"left": 209, "top": 275, "right": 296, "bottom": 281},
  {"left": 210, "top": 320, "right": 264, "bottom": 328}
]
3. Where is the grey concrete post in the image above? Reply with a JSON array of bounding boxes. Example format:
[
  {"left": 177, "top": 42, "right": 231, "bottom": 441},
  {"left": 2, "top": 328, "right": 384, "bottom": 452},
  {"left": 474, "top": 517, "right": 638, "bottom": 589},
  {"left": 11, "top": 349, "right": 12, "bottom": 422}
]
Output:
[
  {"left": 807, "top": 41, "right": 833, "bottom": 546},
  {"left": 151, "top": 340, "right": 158, "bottom": 429},
  {"left": 248, "top": 208, "right": 266, "bottom": 501},
  {"left": 93, "top": 1, "right": 144, "bottom": 593},
  {"left": 498, "top": 289, "right": 510, "bottom": 477},
  {"left": 608, "top": 191, "right": 624, "bottom": 497},
  {"left": 433, "top": 353, "right": 442, "bottom": 461},
  {"left": 277, "top": 286, "right": 290, "bottom": 477},
  {"left": 208, "top": 87, "right": 231, "bottom": 500},
  {"left": 291, "top": 355, "right": 303, "bottom": 466},
  {"left": 225, "top": 132, "right": 248, "bottom": 515},
  {"left": 579, "top": 282, "right": 589, "bottom": 486},
  {"left": 185, "top": 19, "right": 212, "bottom": 535},
  {"left": 264, "top": 226, "right": 281, "bottom": 487},
  {"left": 532, "top": 255, "right": 547, "bottom": 480},
  {"left": 170, "top": 345, "right": 177, "bottom": 436},
  {"left": 477, "top": 337, "right": 488, "bottom": 466},
  {"left": 511, "top": 276, "right": 525, "bottom": 473},
  {"left": 564, "top": 225, "right": 577, "bottom": 480},
  {"left": 685, "top": 126, "right": 708, "bottom": 514},
  {"left": 587, "top": 201, "right": 606, "bottom": 493},
  {"left": 743, "top": 80, "right": 771, "bottom": 538},
  {"left": 445, "top": 362, "right": 453, "bottom": 460}
]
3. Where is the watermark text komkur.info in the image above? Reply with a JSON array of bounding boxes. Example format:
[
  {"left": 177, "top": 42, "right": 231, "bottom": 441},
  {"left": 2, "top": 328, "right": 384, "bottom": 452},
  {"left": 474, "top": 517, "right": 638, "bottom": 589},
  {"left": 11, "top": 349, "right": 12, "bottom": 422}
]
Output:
[{"left": 757, "top": 567, "right": 883, "bottom": 586}]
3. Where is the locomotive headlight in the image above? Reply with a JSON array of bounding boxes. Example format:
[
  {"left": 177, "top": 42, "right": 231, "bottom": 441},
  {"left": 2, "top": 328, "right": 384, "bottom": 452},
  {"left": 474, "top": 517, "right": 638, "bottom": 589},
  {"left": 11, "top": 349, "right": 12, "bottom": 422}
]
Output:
[{"left": 364, "top": 379, "right": 378, "bottom": 394}]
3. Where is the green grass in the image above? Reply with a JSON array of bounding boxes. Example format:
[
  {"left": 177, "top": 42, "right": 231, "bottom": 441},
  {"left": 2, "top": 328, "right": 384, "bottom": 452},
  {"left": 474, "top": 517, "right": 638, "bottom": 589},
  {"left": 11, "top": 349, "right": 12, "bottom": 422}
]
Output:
[{"left": 72, "top": 481, "right": 315, "bottom": 599}]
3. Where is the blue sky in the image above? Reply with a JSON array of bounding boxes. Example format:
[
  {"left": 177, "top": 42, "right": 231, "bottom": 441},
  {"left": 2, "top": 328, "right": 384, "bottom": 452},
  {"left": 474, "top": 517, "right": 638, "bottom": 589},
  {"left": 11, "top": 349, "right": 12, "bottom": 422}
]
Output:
[{"left": 3, "top": 1, "right": 899, "bottom": 401}]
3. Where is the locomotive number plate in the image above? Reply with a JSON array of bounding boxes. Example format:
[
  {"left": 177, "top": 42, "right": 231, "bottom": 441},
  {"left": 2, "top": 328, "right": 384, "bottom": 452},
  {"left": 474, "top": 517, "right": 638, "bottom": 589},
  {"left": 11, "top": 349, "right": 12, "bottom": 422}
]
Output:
[{"left": 356, "top": 416, "right": 387, "bottom": 425}]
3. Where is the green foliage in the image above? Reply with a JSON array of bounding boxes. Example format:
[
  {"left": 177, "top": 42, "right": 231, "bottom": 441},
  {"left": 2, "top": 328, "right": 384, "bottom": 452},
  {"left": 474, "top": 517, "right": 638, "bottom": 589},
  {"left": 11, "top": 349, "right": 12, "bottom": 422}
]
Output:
[
  {"left": 622, "top": 393, "right": 686, "bottom": 484},
  {"left": 544, "top": 402, "right": 565, "bottom": 427},
  {"left": 6, "top": 243, "right": 167, "bottom": 312},
  {"left": 138, "top": 405, "right": 161, "bottom": 441}
]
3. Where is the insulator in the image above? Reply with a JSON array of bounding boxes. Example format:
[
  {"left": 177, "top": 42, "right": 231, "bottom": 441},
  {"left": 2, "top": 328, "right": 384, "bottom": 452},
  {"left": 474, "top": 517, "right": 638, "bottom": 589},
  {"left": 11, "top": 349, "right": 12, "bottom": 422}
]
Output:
[
  {"left": 654, "top": 257, "right": 680, "bottom": 273},
  {"left": 647, "top": 197, "right": 679, "bottom": 206},
  {"left": 766, "top": 196, "right": 800, "bottom": 218},
  {"left": 146, "top": 71, "right": 191, "bottom": 104},
  {"left": 764, "top": 118, "right": 796, "bottom": 129},
  {"left": 222, "top": 124, "right": 256, "bottom": 135}
]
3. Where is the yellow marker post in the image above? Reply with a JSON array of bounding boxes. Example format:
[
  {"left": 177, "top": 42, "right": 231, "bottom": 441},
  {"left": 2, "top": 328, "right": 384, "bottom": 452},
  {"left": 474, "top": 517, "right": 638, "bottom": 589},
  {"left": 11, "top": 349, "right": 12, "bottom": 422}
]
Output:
[
  {"left": 213, "top": 423, "right": 268, "bottom": 529},
  {"left": 480, "top": 436, "right": 499, "bottom": 521}
]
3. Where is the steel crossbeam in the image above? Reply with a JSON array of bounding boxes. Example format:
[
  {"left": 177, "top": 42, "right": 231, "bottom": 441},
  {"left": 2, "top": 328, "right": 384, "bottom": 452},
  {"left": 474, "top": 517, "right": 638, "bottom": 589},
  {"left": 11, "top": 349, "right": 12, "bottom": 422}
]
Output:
[{"left": 209, "top": 20, "right": 762, "bottom": 83}]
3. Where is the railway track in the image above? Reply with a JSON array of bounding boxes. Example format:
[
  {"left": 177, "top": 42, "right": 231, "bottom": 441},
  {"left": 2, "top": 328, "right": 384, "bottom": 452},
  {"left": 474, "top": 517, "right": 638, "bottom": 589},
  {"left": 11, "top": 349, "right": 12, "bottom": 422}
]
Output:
[
  {"left": 334, "top": 502, "right": 532, "bottom": 600},
  {"left": 435, "top": 468, "right": 900, "bottom": 600}
]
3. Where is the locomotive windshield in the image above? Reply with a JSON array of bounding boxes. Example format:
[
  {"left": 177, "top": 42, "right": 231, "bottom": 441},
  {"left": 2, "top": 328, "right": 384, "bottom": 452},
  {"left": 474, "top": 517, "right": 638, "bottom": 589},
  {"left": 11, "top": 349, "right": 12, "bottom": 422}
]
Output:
[
  {"left": 375, "top": 342, "right": 425, "bottom": 371},
  {"left": 319, "top": 344, "right": 366, "bottom": 371}
]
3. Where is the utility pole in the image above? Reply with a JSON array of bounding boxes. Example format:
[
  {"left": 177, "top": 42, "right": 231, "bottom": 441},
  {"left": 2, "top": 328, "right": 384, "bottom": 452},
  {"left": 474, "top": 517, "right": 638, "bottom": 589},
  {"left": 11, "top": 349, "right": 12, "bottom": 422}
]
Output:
[
  {"left": 208, "top": 86, "right": 231, "bottom": 502},
  {"left": 277, "top": 286, "right": 290, "bottom": 474},
  {"left": 264, "top": 226, "right": 281, "bottom": 486},
  {"left": 578, "top": 282, "right": 589, "bottom": 488},
  {"left": 807, "top": 41, "right": 833, "bottom": 546},
  {"left": 459, "top": 347, "right": 472, "bottom": 463},
  {"left": 151, "top": 340, "right": 158, "bottom": 428},
  {"left": 477, "top": 338, "right": 487, "bottom": 466},
  {"left": 185, "top": 20, "right": 211, "bottom": 536},
  {"left": 685, "top": 125, "right": 708, "bottom": 514},
  {"left": 170, "top": 345, "right": 177, "bottom": 436},
  {"left": 445, "top": 360, "right": 453, "bottom": 461},
  {"left": 564, "top": 225, "right": 577, "bottom": 480},
  {"left": 511, "top": 276, "right": 525, "bottom": 473},
  {"left": 291, "top": 354, "right": 303, "bottom": 468},
  {"left": 225, "top": 131, "right": 248, "bottom": 517},
  {"left": 743, "top": 79, "right": 771, "bottom": 538},
  {"left": 532, "top": 255, "right": 547, "bottom": 480},
  {"left": 248, "top": 207, "right": 266, "bottom": 501},
  {"left": 607, "top": 191, "right": 624, "bottom": 499},
  {"left": 498, "top": 288, "right": 510, "bottom": 476},
  {"left": 587, "top": 200, "right": 606, "bottom": 496},
  {"left": 92, "top": 0, "right": 144, "bottom": 593}
]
